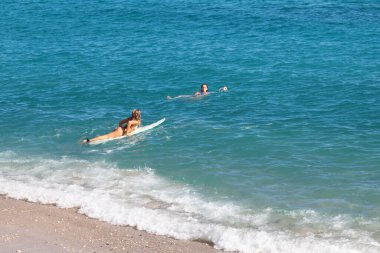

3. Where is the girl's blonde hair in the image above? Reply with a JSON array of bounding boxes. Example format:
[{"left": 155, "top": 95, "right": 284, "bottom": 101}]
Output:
[{"left": 132, "top": 109, "right": 141, "bottom": 121}]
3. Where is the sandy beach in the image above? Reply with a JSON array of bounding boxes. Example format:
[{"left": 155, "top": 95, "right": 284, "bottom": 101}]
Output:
[{"left": 0, "top": 196, "right": 226, "bottom": 253}]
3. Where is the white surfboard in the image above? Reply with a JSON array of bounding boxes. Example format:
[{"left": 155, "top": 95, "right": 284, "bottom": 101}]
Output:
[{"left": 88, "top": 118, "right": 166, "bottom": 145}]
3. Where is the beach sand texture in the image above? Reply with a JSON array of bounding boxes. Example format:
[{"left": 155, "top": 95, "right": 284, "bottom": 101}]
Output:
[{"left": 0, "top": 196, "right": 226, "bottom": 253}]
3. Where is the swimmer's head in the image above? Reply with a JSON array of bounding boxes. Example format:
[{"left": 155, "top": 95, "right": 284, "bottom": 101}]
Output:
[
  {"left": 201, "top": 83, "right": 208, "bottom": 93},
  {"left": 132, "top": 109, "right": 141, "bottom": 121},
  {"left": 220, "top": 86, "right": 228, "bottom": 92}
]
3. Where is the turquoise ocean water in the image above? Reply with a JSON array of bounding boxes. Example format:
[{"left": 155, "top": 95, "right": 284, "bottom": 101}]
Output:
[{"left": 1, "top": 1, "right": 380, "bottom": 252}]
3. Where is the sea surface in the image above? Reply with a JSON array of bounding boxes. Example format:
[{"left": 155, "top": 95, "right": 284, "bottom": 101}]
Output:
[{"left": 1, "top": 1, "right": 380, "bottom": 252}]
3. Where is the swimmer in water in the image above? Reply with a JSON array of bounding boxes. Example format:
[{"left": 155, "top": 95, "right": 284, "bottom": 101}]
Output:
[
  {"left": 83, "top": 109, "right": 141, "bottom": 143},
  {"left": 219, "top": 86, "right": 228, "bottom": 92},
  {"left": 194, "top": 83, "right": 209, "bottom": 96},
  {"left": 166, "top": 83, "right": 228, "bottom": 100}
]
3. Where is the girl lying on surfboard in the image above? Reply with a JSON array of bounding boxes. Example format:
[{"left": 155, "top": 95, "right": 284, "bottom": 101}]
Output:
[
  {"left": 166, "top": 83, "right": 228, "bottom": 100},
  {"left": 83, "top": 109, "right": 141, "bottom": 143}
]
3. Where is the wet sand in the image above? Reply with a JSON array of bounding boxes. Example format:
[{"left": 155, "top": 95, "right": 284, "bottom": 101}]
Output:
[{"left": 0, "top": 196, "right": 227, "bottom": 253}]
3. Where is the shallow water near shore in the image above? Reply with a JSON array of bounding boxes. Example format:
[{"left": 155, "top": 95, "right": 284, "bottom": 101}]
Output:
[{"left": 1, "top": 1, "right": 380, "bottom": 252}]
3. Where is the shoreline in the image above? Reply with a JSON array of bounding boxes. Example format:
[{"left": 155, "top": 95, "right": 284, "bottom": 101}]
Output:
[{"left": 0, "top": 195, "right": 228, "bottom": 253}]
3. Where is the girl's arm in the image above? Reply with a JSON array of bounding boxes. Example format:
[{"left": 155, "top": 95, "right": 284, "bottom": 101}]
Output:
[
  {"left": 125, "top": 120, "right": 141, "bottom": 135},
  {"left": 118, "top": 117, "right": 132, "bottom": 128}
]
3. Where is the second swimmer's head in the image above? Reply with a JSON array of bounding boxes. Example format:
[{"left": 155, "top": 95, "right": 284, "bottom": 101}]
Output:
[{"left": 220, "top": 86, "right": 228, "bottom": 92}]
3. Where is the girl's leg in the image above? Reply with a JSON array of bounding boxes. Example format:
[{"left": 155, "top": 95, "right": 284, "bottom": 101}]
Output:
[{"left": 89, "top": 127, "right": 123, "bottom": 142}]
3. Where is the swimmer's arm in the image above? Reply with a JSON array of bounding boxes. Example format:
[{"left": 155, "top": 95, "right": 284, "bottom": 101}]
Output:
[
  {"left": 125, "top": 120, "right": 141, "bottom": 135},
  {"left": 168, "top": 94, "right": 194, "bottom": 99},
  {"left": 118, "top": 117, "right": 132, "bottom": 127},
  {"left": 127, "top": 119, "right": 140, "bottom": 127}
]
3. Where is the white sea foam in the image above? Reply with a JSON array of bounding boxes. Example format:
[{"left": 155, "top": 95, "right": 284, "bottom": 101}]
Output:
[{"left": 0, "top": 151, "right": 378, "bottom": 253}]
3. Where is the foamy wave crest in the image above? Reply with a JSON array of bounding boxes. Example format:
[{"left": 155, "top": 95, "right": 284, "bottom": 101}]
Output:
[{"left": 0, "top": 152, "right": 378, "bottom": 253}]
